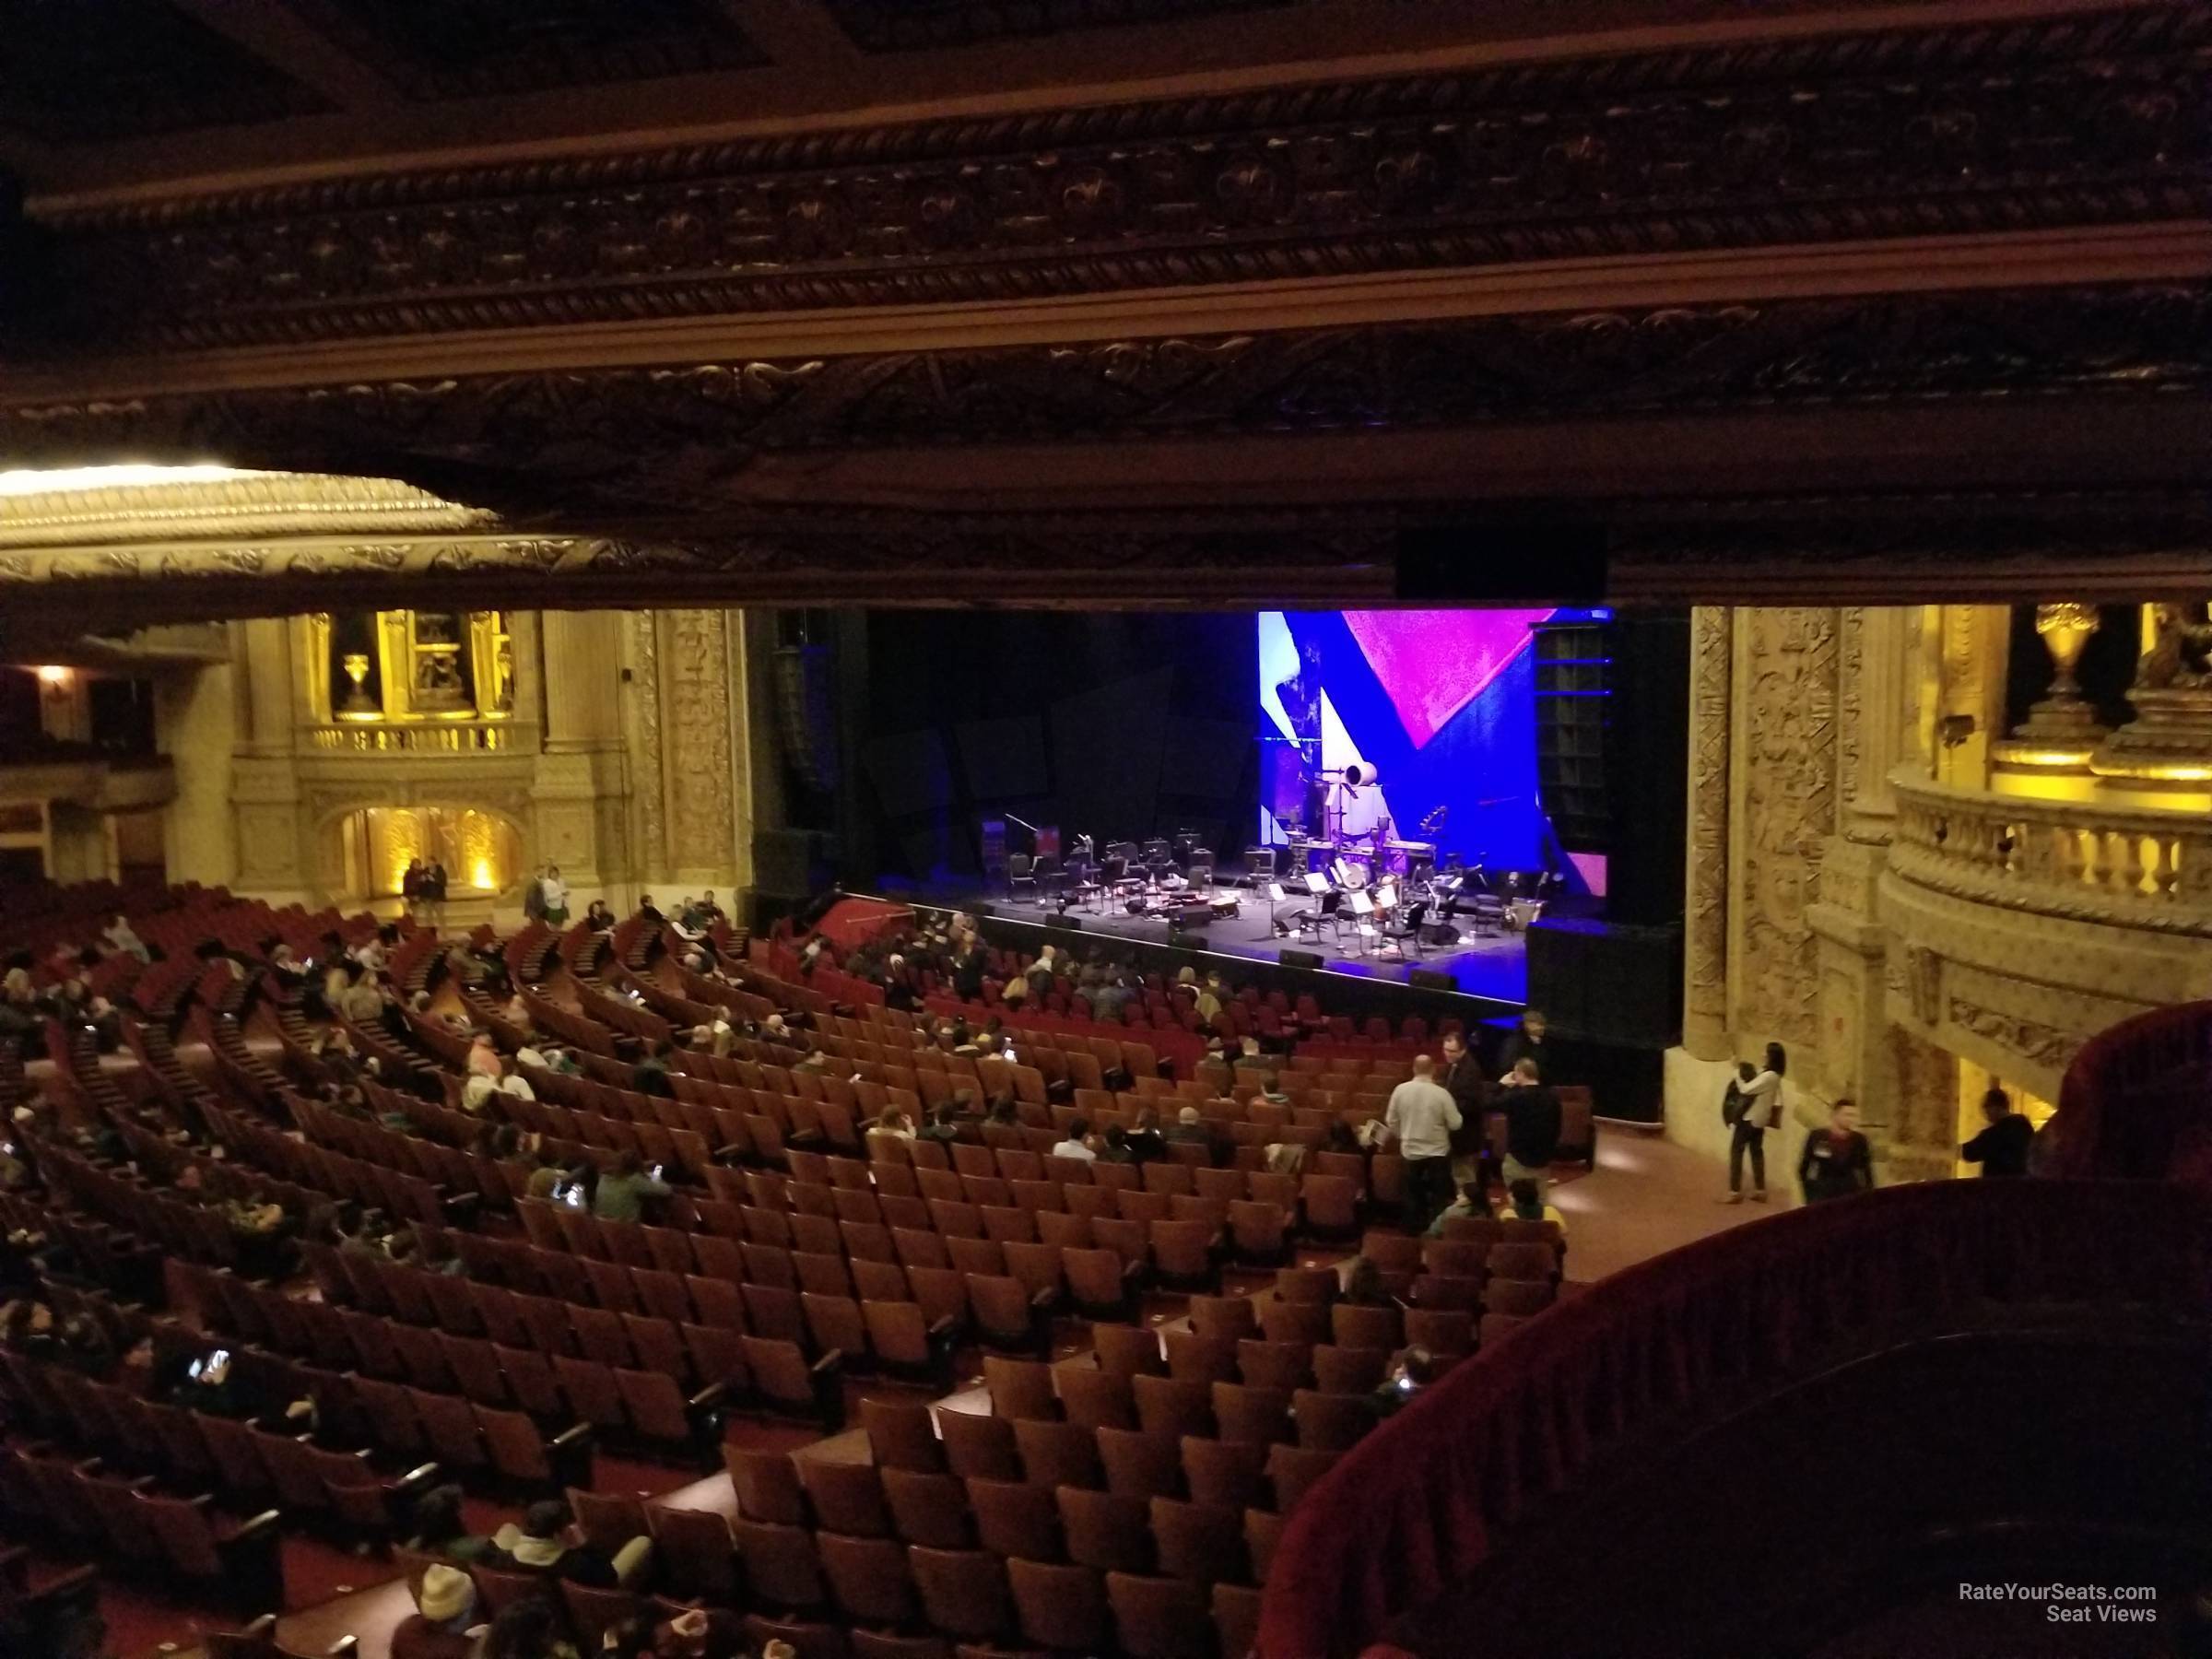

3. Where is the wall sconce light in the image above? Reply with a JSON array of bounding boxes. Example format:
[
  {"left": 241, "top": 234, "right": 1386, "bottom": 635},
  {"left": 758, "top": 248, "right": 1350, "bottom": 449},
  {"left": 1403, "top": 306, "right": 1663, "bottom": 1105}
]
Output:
[{"left": 36, "top": 665, "right": 71, "bottom": 687}]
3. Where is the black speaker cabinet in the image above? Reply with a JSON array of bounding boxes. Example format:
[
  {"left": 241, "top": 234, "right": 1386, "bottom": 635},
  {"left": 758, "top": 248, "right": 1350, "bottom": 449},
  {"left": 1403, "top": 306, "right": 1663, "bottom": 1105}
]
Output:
[
  {"left": 1168, "top": 928, "right": 1206, "bottom": 950},
  {"left": 1407, "top": 968, "right": 1454, "bottom": 992},
  {"left": 1525, "top": 917, "right": 1680, "bottom": 1048},
  {"left": 1279, "top": 948, "right": 1324, "bottom": 971},
  {"left": 1044, "top": 915, "right": 1083, "bottom": 932}
]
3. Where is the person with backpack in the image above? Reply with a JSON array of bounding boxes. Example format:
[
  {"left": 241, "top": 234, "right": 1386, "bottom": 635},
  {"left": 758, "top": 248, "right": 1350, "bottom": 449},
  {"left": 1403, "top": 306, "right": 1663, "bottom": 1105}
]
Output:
[{"left": 1723, "top": 1042, "right": 1786, "bottom": 1204}]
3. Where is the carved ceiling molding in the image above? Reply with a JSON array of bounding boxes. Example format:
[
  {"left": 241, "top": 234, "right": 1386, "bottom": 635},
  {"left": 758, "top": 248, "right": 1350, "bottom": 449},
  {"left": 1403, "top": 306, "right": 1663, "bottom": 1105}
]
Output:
[
  {"left": 5, "top": 285, "right": 2206, "bottom": 510},
  {"left": 822, "top": 0, "right": 1304, "bottom": 53},
  {"left": 0, "top": 471, "right": 488, "bottom": 550},
  {"left": 35, "top": 5, "right": 2209, "bottom": 350},
  {"left": 3, "top": 493, "right": 2211, "bottom": 620}
]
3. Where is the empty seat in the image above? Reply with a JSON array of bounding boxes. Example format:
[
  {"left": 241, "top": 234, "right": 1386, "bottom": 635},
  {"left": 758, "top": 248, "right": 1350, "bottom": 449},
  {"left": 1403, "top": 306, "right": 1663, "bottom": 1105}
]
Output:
[
  {"left": 907, "top": 1547, "right": 1015, "bottom": 1641},
  {"left": 965, "top": 1477, "right": 1061, "bottom": 1562},
  {"left": 939, "top": 1411, "right": 1022, "bottom": 1482},
  {"left": 818, "top": 1532, "right": 917, "bottom": 1627},
  {"left": 1266, "top": 1442, "right": 1340, "bottom": 1511},
  {"left": 862, "top": 1398, "right": 944, "bottom": 1472},
  {"left": 881, "top": 1467, "right": 971, "bottom": 1549},
  {"left": 1107, "top": 1571, "right": 1214, "bottom": 1659},
  {"left": 1056, "top": 1487, "right": 1152, "bottom": 1573},
  {"left": 1180, "top": 1436, "right": 1268, "bottom": 1511},
  {"left": 1212, "top": 1382, "right": 1293, "bottom": 1445},
  {"left": 731, "top": 1518, "right": 827, "bottom": 1610},
  {"left": 1014, "top": 1418, "right": 1101, "bottom": 1490},
  {"left": 801, "top": 1459, "right": 890, "bottom": 1537},
  {"left": 983, "top": 1357, "right": 1060, "bottom": 1422},
  {"left": 1150, "top": 1497, "right": 1248, "bottom": 1583},
  {"left": 1008, "top": 1558, "right": 1112, "bottom": 1654},
  {"left": 1054, "top": 1363, "right": 1136, "bottom": 1430}
]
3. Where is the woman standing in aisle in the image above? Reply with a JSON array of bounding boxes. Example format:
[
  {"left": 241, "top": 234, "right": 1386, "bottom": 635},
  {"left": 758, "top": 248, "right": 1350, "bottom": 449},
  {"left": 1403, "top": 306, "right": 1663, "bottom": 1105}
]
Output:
[
  {"left": 1724, "top": 1041, "right": 1785, "bottom": 1204},
  {"left": 540, "top": 865, "right": 571, "bottom": 927}
]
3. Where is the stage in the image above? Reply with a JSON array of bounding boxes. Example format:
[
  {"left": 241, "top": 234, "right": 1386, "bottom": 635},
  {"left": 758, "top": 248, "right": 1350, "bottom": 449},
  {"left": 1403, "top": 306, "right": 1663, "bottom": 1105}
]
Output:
[{"left": 881, "top": 881, "right": 1528, "bottom": 1006}]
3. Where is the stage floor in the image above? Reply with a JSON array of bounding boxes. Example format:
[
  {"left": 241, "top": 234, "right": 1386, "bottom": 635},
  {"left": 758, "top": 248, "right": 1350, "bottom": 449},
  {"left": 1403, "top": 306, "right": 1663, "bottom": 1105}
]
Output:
[{"left": 887, "top": 883, "right": 1527, "bottom": 1004}]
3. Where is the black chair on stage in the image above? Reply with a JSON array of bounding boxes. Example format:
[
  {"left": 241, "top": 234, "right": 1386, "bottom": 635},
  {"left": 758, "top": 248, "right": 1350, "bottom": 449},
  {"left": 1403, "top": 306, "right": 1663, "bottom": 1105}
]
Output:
[
  {"left": 1294, "top": 889, "right": 1341, "bottom": 944},
  {"left": 1009, "top": 855, "right": 1037, "bottom": 905},
  {"left": 1034, "top": 855, "right": 1063, "bottom": 905},
  {"left": 1386, "top": 901, "right": 1429, "bottom": 958},
  {"left": 1468, "top": 894, "right": 1507, "bottom": 936}
]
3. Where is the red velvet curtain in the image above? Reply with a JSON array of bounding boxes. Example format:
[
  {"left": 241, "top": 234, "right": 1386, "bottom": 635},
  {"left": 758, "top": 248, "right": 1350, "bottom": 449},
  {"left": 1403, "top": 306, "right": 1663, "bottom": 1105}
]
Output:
[{"left": 1258, "top": 1180, "right": 2212, "bottom": 1659}]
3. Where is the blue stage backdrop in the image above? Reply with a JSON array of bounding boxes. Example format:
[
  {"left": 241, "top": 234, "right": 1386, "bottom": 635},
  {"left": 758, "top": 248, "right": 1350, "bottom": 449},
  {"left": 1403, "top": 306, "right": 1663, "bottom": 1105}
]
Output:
[{"left": 1257, "top": 608, "right": 1569, "bottom": 877}]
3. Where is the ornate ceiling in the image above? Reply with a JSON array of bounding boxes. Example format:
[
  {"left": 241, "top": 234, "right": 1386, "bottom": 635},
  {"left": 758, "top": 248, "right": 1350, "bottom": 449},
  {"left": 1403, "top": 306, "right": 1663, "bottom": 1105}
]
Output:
[{"left": 1, "top": 0, "right": 2207, "bottom": 617}]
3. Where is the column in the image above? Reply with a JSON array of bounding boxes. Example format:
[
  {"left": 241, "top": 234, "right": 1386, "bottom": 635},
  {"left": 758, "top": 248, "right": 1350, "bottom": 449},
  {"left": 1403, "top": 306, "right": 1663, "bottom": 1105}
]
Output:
[
  {"left": 532, "top": 610, "right": 630, "bottom": 898},
  {"left": 1680, "top": 606, "right": 1733, "bottom": 1061},
  {"left": 229, "top": 618, "right": 308, "bottom": 899}
]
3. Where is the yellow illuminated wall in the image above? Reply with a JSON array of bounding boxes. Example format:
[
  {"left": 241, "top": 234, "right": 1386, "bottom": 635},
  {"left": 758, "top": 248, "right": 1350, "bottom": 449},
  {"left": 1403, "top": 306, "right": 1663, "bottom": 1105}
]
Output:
[{"left": 351, "top": 806, "right": 519, "bottom": 898}]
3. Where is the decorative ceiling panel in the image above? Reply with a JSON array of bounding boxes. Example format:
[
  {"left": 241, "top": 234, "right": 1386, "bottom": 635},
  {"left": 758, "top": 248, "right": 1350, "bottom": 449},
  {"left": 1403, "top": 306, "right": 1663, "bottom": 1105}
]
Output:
[
  {"left": 35, "top": 4, "right": 2209, "bottom": 349},
  {"left": 825, "top": 0, "right": 1310, "bottom": 53},
  {"left": 0, "top": 0, "right": 328, "bottom": 144},
  {"left": 288, "top": 0, "right": 765, "bottom": 100}
]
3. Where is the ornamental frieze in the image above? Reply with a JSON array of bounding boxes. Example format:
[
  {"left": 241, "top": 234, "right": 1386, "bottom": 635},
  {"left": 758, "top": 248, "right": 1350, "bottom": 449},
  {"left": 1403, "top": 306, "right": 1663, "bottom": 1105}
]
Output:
[{"left": 29, "top": 5, "right": 2209, "bottom": 349}]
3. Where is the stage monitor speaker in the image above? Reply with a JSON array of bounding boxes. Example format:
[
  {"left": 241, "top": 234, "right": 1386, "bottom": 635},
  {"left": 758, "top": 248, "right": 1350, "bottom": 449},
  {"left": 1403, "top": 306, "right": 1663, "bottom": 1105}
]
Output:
[
  {"left": 1168, "top": 928, "right": 1206, "bottom": 950},
  {"left": 1279, "top": 948, "right": 1324, "bottom": 971},
  {"left": 1044, "top": 915, "right": 1082, "bottom": 932},
  {"left": 1407, "top": 968, "right": 1454, "bottom": 992}
]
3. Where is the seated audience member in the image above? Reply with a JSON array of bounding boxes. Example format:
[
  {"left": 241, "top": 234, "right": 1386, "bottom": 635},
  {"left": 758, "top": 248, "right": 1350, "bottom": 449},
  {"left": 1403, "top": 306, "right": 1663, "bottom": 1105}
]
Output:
[
  {"left": 1426, "top": 1179, "right": 1493, "bottom": 1238},
  {"left": 268, "top": 941, "right": 307, "bottom": 982},
  {"left": 586, "top": 899, "right": 617, "bottom": 931},
  {"left": 492, "top": 1500, "right": 651, "bottom": 1587},
  {"left": 1342, "top": 1257, "right": 1394, "bottom": 1308},
  {"left": 636, "top": 893, "right": 665, "bottom": 924},
  {"left": 1168, "top": 1105, "right": 1213, "bottom": 1147},
  {"left": 404, "top": 1483, "right": 494, "bottom": 1561},
  {"left": 630, "top": 1040, "right": 676, "bottom": 1098},
  {"left": 1369, "top": 1346, "right": 1436, "bottom": 1420},
  {"left": 462, "top": 1067, "right": 502, "bottom": 1112},
  {"left": 1504, "top": 1176, "right": 1569, "bottom": 1239},
  {"left": 340, "top": 970, "right": 388, "bottom": 1026},
  {"left": 100, "top": 913, "right": 151, "bottom": 962},
  {"left": 1124, "top": 1106, "right": 1168, "bottom": 1164},
  {"left": 1100, "top": 1124, "right": 1135, "bottom": 1163},
  {"left": 479, "top": 1597, "right": 580, "bottom": 1659},
  {"left": 465, "top": 1031, "right": 503, "bottom": 1078},
  {"left": 1052, "top": 1116, "right": 1098, "bottom": 1163},
  {"left": 876, "top": 1107, "right": 917, "bottom": 1142},
  {"left": 988, "top": 1097, "right": 1020, "bottom": 1129},
  {"left": 1961, "top": 1086, "right": 2034, "bottom": 1178},
  {"left": 391, "top": 1564, "right": 481, "bottom": 1659},
  {"left": 502, "top": 990, "right": 532, "bottom": 1028},
  {"left": 656, "top": 1607, "right": 744, "bottom": 1659},
  {"left": 593, "top": 1149, "right": 672, "bottom": 1223},
  {"left": 918, "top": 1101, "right": 963, "bottom": 1145},
  {"left": 1001, "top": 970, "right": 1030, "bottom": 1007}
]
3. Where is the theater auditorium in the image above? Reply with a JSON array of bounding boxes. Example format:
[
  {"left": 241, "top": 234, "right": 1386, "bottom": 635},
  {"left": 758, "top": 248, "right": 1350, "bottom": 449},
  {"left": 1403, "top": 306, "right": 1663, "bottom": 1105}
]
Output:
[{"left": 2, "top": 4, "right": 2210, "bottom": 1658}]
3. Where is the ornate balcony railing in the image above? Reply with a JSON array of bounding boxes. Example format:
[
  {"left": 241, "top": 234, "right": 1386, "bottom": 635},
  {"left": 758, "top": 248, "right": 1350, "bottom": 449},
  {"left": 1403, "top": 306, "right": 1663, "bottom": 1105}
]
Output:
[
  {"left": 1888, "top": 769, "right": 2212, "bottom": 936},
  {"left": 306, "top": 721, "right": 515, "bottom": 754}
]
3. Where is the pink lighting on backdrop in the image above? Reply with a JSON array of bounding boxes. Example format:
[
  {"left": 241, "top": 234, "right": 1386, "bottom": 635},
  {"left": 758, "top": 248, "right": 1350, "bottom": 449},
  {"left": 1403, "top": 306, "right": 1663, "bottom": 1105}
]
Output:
[{"left": 1342, "top": 609, "right": 1551, "bottom": 748}]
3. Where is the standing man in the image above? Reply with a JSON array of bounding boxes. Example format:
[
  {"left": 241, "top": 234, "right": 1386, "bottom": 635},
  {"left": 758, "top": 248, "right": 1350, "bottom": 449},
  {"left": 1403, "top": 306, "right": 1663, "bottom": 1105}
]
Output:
[
  {"left": 1800, "top": 1098, "right": 1876, "bottom": 1203},
  {"left": 1383, "top": 1054, "right": 1463, "bottom": 1234},
  {"left": 1960, "top": 1087, "right": 2033, "bottom": 1178},
  {"left": 1498, "top": 1008, "right": 1549, "bottom": 1077},
  {"left": 1500, "top": 1058, "right": 1561, "bottom": 1199},
  {"left": 522, "top": 865, "right": 547, "bottom": 924}
]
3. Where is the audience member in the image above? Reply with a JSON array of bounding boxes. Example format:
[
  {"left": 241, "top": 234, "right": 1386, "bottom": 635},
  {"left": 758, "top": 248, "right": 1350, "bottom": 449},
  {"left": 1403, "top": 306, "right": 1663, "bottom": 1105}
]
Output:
[
  {"left": 1124, "top": 1106, "right": 1167, "bottom": 1164},
  {"left": 1724, "top": 1042, "right": 1786, "bottom": 1205},
  {"left": 478, "top": 1597, "right": 581, "bottom": 1659},
  {"left": 630, "top": 1040, "right": 676, "bottom": 1098},
  {"left": 1799, "top": 1097, "right": 1875, "bottom": 1204},
  {"left": 1052, "top": 1117, "right": 1097, "bottom": 1163},
  {"left": 1497, "top": 1007, "right": 1548, "bottom": 1077},
  {"left": 1168, "top": 1105, "right": 1213, "bottom": 1147},
  {"left": 491, "top": 1499, "right": 650, "bottom": 1587},
  {"left": 1383, "top": 1054, "right": 1463, "bottom": 1234},
  {"left": 1505, "top": 1175, "right": 1568, "bottom": 1238},
  {"left": 390, "top": 1564, "right": 480, "bottom": 1659},
  {"left": 1500, "top": 1058, "right": 1561, "bottom": 1198},
  {"left": 1425, "top": 1179, "right": 1491, "bottom": 1238},
  {"left": 1960, "top": 1086, "right": 2033, "bottom": 1178},
  {"left": 918, "top": 1101, "right": 963, "bottom": 1145},
  {"left": 592, "top": 1150, "right": 671, "bottom": 1223}
]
